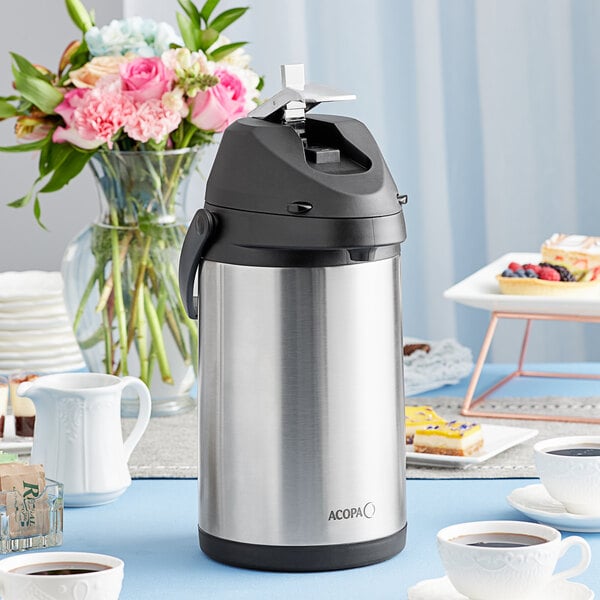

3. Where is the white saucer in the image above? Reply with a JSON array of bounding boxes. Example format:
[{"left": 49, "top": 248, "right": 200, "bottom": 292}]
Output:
[
  {"left": 408, "top": 575, "right": 593, "bottom": 600},
  {"left": 507, "top": 484, "right": 600, "bottom": 533}
]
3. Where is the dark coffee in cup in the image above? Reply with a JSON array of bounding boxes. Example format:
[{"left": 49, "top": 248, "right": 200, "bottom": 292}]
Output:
[
  {"left": 547, "top": 445, "right": 600, "bottom": 457},
  {"left": 10, "top": 562, "right": 110, "bottom": 576},
  {"left": 452, "top": 532, "right": 548, "bottom": 548}
]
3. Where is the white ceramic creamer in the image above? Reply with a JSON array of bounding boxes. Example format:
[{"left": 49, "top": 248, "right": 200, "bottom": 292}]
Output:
[{"left": 19, "top": 373, "right": 151, "bottom": 507}]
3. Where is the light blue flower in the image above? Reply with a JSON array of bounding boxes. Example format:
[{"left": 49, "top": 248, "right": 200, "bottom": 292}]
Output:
[{"left": 85, "top": 17, "right": 182, "bottom": 57}]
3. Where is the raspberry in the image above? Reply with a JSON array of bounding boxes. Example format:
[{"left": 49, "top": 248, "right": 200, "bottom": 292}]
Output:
[
  {"left": 523, "top": 263, "right": 542, "bottom": 275},
  {"left": 539, "top": 262, "right": 576, "bottom": 282},
  {"left": 508, "top": 262, "right": 522, "bottom": 272},
  {"left": 538, "top": 266, "right": 561, "bottom": 281}
]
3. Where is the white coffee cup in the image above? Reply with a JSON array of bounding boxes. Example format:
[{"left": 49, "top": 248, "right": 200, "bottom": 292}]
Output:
[
  {"left": 534, "top": 435, "right": 600, "bottom": 515},
  {"left": 437, "top": 520, "right": 591, "bottom": 600},
  {"left": 0, "top": 551, "right": 123, "bottom": 600}
]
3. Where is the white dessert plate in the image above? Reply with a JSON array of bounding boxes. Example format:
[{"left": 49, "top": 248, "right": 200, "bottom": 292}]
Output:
[
  {"left": 0, "top": 336, "right": 78, "bottom": 351},
  {"left": 0, "top": 297, "right": 65, "bottom": 311},
  {"left": 0, "top": 271, "right": 63, "bottom": 301},
  {"left": 0, "top": 327, "right": 77, "bottom": 343},
  {"left": 0, "top": 357, "right": 86, "bottom": 373},
  {"left": 444, "top": 252, "right": 600, "bottom": 316},
  {"left": 407, "top": 575, "right": 593, "bottom": 600},
  {"left": 0, "top": 315, "right": 70, "bottom": 331},
  {"left": 507, "top": 483, "right": 600, "bottom": 533},
  {"left": 0, "top": 347, "right": 83, "bottom": 361},
  {"left": 406, "top": 424, "right": 538, "bottom": 468}
]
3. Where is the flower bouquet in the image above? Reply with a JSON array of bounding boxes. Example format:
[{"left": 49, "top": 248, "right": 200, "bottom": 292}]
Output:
[{"left": 0, "top": 0, "right": 261, "bottom": 414}]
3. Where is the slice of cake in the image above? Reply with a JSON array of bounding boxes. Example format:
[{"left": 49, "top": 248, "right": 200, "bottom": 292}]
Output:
[
  {"left": 413, "top": 420, "right": 483, "bottom": 457},
  {"left": 541, "top": 234, "right": 600, "bottom": 279},
  {"left": 405, "top": 406, "right": 446, "bottom": 444}
]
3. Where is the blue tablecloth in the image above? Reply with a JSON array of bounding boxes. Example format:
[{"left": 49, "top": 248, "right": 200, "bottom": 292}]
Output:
[{"left": 59, "top": 364, "right": 600, "bottom": 598}]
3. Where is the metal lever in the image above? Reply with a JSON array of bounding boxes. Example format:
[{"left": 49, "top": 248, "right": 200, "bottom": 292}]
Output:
[{"left": 248, "top": 64, "right": 356, "bottom": 123}]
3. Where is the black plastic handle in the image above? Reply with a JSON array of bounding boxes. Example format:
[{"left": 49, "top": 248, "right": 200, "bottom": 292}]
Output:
[{"left": 178, "top": 208, "right": 216, "bottom": 319}]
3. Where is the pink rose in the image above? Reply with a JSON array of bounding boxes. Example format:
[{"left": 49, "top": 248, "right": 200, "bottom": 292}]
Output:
[
  {"left": 120, "top": 57, "right": 174, "bottom": 103},
  {"left": 189, "top": 68, "right": 247, "bottom": 132}
]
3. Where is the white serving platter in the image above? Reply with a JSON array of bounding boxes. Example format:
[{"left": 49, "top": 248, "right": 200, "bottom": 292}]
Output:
[
  {"left": 443, "top": 252, "right": 600, "bottom": 316},
  {"left": 406, "top": 423, "right": 538, "bottom": 468}
]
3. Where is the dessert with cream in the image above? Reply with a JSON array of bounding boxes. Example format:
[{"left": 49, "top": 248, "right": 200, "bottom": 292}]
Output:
[
  {"left": 413, "top": 420, "right": 484, "bottom": 456},
  {"left": 541, "top": 234, "right": 600, "bottom": 279},
  {"left": 405, "top": 406, "right": 446, "bottom": 444},
  {"left": 0, "top": 379, "right": 8, "bottom": 438},
  {"left": 9, "top": 373, "right": 38, "bottom": 437}
]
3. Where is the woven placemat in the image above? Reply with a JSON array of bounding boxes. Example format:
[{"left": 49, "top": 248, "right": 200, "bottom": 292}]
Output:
[{"left": 122, "top": 396, "right": 600, "bottom": 479}]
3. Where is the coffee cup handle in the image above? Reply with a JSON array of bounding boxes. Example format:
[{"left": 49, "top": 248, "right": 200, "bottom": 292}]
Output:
[
  {"left": 551, "top": 536, "right": 591, "bottom": 582},
  {"left": 119, "top": 376, "right": 152, "bottom": 462}
]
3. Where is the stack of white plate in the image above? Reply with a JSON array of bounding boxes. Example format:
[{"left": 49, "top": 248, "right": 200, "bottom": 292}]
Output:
[{"left": 0, "top": 271, "right": 85, "bottom": 374}]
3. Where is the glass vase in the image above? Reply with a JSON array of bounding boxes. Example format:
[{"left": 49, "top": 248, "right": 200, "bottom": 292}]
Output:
[{"left": 62, "top": 148, "right": 202, "bottom": 416}]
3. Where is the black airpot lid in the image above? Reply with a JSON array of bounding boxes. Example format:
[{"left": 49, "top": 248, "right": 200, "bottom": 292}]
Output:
[{"left": 205, "top": 113, "right": 405, "bottom": 220}]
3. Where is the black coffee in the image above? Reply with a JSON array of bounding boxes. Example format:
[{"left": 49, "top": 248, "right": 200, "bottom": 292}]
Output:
[
  {"left": 10, "top": 562, "right": 110, "bottom": 576},
  {"left": 547, "top": 446, "right": 600, "bottom": 457},
  {"left": 452, "top": 533, "right": 548, "bottom": 548}
]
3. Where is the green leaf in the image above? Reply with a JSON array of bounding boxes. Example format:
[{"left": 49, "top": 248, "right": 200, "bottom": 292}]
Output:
[
  {"left": 176, "top": 12, "right": 200, "bottom": 51},
  {"left": 208, "top": 41, "right": 247, "bottom": 62},
  {"left": 256, "top": 75, "right": 265, "bottom": 92},
  {"left": 197, "top": 27, "right": 219, "bottom": 52},
  {"left": 209, "top": 7, "right": 249, "bottom": 33},
  {"left": 0, "top": 99, "right": 18, "bottom": 119},
  {"left": 0, "top": 137, "right": 49, "bottom": 153},
  {"left": 13, "top": 71, "right": 64, "bottom": 114},
  {"left": 33, "top": 196, "right": 48, "bottom": 230},
  {"left": 65, "top": 0, "right": 94, "bottom": 32},
  {"left": 178, "top": 0, "right": 201, "bottom": 25},
  {"left": 10, "top": 52, "right": 48, "bottom": 81},
  {"left": 38, "top": 149, "right": 91, "bottom": 193},
  {"left": 7, "top": 193, "right": 33, "bottom": 208},
  {"left": 200, "top": 0, "right": 220, "bottom": 23},
  {"left": 39, "top": 141, "right": 72, "bottom": 178}
]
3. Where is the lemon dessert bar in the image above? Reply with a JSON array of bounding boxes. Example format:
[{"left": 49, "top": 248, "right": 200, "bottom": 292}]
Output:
[
  {"left": 413, "top": 420, "right": 483, "bottom": 457},
  {"left": 405, "top": 406, "right": 446, "bottom": 444}
]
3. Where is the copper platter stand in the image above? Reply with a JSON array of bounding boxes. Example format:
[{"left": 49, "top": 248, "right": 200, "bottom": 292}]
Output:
[{"left": 461, "top": 310, "right": 600, "bottom": 424}]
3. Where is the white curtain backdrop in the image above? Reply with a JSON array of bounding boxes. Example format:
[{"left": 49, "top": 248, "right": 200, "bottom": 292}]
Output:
[
  {"left": 2, "top": 0, "right": 598, "bottom": 364},
  {"left": 151, "top": 0, "right": 598, "bottom": 364}
]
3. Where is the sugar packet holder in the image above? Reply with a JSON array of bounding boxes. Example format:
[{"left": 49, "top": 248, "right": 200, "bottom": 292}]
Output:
[{"left": 0, "top": 463, "right": 63, "bottom": 553}]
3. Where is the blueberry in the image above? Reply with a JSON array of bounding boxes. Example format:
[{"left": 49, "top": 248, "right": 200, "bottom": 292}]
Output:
[
  {"left": 502, "top": 269, "right": 515, "bottom": 277},
  {"left": 525, "top": 269, "right": 538, "bottom": 278},
  {"left": 514, "top": 269, "right": 526, "bottom": 277}
]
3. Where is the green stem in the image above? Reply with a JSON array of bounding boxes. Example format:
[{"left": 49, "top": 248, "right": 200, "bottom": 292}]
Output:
[
  {"left": 98, "top": 270, "right": 113, "bottom": 373},
  {"left": 136, "top": 282, "right": 149, "bottom": 384},
  {"left": 96, "top": 232, "right": 133, "bottom": 313},
  {"left": 124, "top": 234, "right": 152, "bottom": 352},
  {"left": 110, "top": 208, "right": 129, "bottom": 375},
  {"left": 73, "top": 265, "right": 102, "bottom": 332},
  {"left": 147, "top": 286, "right": 168, "bottom": 385},
  {"left": 144, "top": 286, "right": 173, "bottom": 384},
  {"left": 164, "top": 307, "right": 189, "bottom": 363}
]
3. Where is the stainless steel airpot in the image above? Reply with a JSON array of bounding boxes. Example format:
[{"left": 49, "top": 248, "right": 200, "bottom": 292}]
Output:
[{"left": 179, "top": 64, "right": 408, "bottom": 571}]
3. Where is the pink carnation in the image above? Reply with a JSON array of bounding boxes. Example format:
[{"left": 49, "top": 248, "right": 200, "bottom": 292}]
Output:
[
  {"left": 70, "top": 88, "right": 136, "bottom": 148},
  {"left": 53, "top": 88, "right": 104, "bottom": 149},
  {"left": 124, "top": 99, "right": 181, "bottom": 143},
  {"left": 120, "top": 57, "right": 174, "bottom": 103},
  {"left": 189, "top": 67, "right": 247, "bottom": 132}
]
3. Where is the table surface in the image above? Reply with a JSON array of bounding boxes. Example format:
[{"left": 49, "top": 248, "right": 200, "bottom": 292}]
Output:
[{"left": 57, "top": 363, "right": 600, "bottom": 598}]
